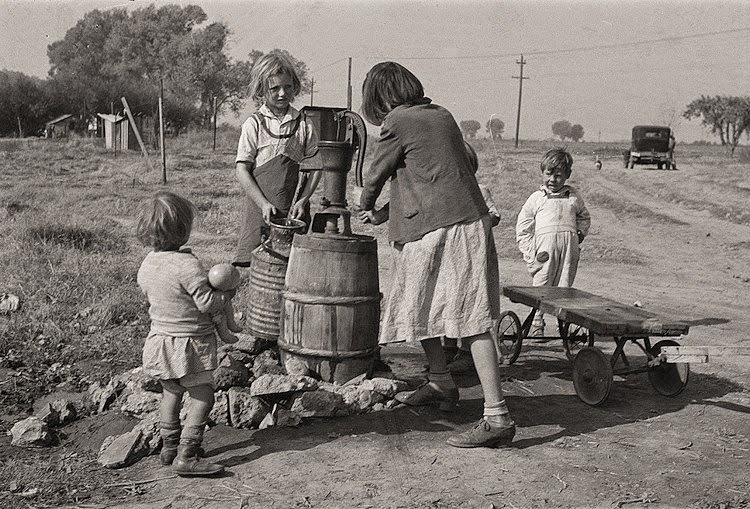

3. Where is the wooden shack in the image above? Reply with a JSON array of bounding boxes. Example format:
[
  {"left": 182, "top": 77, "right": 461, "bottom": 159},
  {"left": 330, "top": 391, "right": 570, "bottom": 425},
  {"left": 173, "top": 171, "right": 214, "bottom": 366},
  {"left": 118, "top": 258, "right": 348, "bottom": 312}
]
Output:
[
  {"left": 97, "top": 114, "right": 128, "bottom": 150},
  {"left": 45, "top": 114, "right": 76, "bottom": 138}
]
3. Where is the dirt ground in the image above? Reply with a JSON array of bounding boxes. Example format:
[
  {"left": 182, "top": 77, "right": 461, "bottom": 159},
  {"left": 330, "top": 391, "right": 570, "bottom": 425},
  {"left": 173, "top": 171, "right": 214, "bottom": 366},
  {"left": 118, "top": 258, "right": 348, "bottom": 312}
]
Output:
[{"left": 10, "top": 150, "right": 750, "bottom": 509}]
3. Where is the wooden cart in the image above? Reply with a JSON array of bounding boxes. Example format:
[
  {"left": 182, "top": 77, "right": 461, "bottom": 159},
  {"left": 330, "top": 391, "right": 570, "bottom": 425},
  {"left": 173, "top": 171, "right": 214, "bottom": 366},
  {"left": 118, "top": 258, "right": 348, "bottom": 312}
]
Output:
[{"left": 497, "top": 286, "right": 693, "bottom": 406}]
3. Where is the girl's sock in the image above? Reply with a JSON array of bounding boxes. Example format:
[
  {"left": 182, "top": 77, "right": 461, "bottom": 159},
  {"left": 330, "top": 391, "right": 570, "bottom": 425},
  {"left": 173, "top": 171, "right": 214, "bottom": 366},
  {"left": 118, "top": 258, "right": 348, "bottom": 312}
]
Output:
[
  {"left": 427, "top": 369, "right": 456, "bottom": 392},
  {"left": 484, "top": 400, "right": 514, "bottom": 426}
]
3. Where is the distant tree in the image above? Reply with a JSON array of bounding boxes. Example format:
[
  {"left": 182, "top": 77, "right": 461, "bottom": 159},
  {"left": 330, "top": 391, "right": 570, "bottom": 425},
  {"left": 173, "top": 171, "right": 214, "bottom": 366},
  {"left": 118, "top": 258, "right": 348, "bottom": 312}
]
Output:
[
  {"left": 486, "top": 118, "right": 504, "bottom": 140},
  {"left": 460, "top": 119, "right": 481, "bottom": 139},
  {"left": 551, "top": 120, "right": 572, "bottom": 141},
  {"left": 683, "top": 95, "right": 750, "bottom": 155},
  {"left": 570, "top": 124, "right": 585, "bottom": 142},
  {"left": 46, "top": 5, "right": 267, "bottom": 132},
  {"left": 0, "top": 70, "right": 48, "bottom": 137}
]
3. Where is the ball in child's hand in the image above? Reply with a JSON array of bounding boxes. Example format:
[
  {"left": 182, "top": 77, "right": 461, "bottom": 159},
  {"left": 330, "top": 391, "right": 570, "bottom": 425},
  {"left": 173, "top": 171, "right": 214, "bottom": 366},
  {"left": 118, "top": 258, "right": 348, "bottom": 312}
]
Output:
[
  {"left": 208, "top": 263, "right": 241, "bottom": 291},
  {"left": 536, "top": 251, "right": 550, "bottom": 263}
]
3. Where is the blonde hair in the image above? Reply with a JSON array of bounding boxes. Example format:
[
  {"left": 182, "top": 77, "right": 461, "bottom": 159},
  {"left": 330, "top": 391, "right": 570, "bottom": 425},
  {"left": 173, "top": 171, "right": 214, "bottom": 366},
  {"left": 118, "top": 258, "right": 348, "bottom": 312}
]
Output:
[
  {"left": 136, "top": 191, "right": 195, "bottom": 251},
  {"left": 540, "top": 147, "right": 574, "bottom": 177},
  {"left": 249, "top": 52, "right": 302, "bottom": 105},
  {"left": 361, "top": 61, "right": 424, "bottom": 126}
]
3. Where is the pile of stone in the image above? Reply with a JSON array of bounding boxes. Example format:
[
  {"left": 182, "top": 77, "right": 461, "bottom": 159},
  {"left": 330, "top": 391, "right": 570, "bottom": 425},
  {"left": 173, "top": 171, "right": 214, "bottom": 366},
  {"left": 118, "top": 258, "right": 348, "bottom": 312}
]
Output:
[{"left": 9, "top": 334, "right": 407, "bottom": 469}]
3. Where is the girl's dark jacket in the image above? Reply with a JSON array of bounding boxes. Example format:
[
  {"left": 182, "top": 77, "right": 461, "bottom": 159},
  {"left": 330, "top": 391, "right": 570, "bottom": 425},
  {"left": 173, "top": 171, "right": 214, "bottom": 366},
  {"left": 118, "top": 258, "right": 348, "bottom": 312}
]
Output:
[{"left": 360, "top": 100, "right": 488, "bottom": 243}]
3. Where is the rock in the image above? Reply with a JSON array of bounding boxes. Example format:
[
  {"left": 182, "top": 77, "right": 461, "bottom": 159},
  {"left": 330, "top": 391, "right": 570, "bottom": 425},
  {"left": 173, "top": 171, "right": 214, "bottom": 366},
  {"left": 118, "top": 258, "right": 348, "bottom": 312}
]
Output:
[
  {"left": 372, "top": 403, "right": 386, "bottom": 412},
  {"left": 134, "top": 412, "right": 161, "bottom": 454},
  {"left": 233, "top": 334, "right": 261, "bottom": 354},
  {"left": 250, "top": 374, "right": 318, "bottom": 396},
  {"left": 276, "top": 408, "right": 302, "bottom": 427},
  {"left": 87, "top": 381, "right": 120, "bottom": 413},
  {"left": 0, "top": 293, "right": 20, "bottom": 313},
  {"left": 360, "top": 378, "right": 409, "bottom": 398},
  {"left": 209, "top": 390, "right": 230, "bottom": 426},
  {"left": 284, "top": 356, "right": 313, "bottom": 377},
  {"left": 37, "top": 399, "right": 78, "bottom": 427},
  {"left": 120, "top": 389, "right": 160, "bottom": 416},
  {"left": 116, "top": 367, "right": 161, "bottom": 394},
  {"left": 97, "top": 428, "right": 148, "bottom": 468},
  {"left": 50, "top": 399, "right": 77, "bottom": 425},
  {"left": 290, "top": 390, "right": 344, "bottom": 418},
  {"left": 343, "top": 372, "right": 368, "bottom": 386},
  {"left": 253, "top": 349, "right": 284, "bottom": 376},
  {"left": 228, "top": 387, "right": 270, "bottom": 428},
  {"left": 341, "top": 387, "right": 384, "bottom": 413},
  {"left": 10, "top": 417, "right": 50, "bottom": 447},
  {"left": 227, "top": 349, "right": 254, "bottom": 365},
  {"left": 214, "top": 357, "right": 251, "bottom": 390}
]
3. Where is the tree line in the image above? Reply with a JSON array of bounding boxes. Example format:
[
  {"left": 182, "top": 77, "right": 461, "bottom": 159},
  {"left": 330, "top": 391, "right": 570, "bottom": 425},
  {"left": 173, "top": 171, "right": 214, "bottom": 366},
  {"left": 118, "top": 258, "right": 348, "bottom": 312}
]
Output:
[{"left": 0, "top": 4, "right": 309, "bottom": 138}]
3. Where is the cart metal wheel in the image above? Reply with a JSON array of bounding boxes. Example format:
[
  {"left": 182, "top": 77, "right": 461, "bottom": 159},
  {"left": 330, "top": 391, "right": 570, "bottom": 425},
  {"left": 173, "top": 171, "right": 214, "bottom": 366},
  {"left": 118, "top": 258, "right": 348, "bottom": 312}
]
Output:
[
  {"left": 648, "top": 339, "right": 690, "bottom": 396},
  {"left": 558, "top": 320, "right": 594, "bottom": 362},
  {"left": 572, "top": 347, "right": 613, "bottom": 406},
  {"left": 495, "top": 310, "right": 523, "bottom": 365}
]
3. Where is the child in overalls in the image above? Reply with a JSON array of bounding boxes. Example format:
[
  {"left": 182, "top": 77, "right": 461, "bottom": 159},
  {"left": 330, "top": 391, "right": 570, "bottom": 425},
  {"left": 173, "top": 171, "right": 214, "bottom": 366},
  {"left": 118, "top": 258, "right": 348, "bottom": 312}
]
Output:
[
  {"left": 516, "top": 148, "right": 591, "bottom": 336},
  {"left": 359, "top": 61, "right": 516, "bottom": 448},
  {"left": 234, "top": 52, "right": 320, "bottom": 266},
  {"left": 136, "top": 191, "right": 230, "bottom": 476}
]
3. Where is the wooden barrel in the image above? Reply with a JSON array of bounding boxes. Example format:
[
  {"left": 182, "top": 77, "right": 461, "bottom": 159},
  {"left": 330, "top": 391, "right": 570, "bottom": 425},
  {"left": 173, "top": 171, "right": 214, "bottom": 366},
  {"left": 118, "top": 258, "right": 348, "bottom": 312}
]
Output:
[{"left": 279, "top": 233, "right": 380, "bottom": 383}]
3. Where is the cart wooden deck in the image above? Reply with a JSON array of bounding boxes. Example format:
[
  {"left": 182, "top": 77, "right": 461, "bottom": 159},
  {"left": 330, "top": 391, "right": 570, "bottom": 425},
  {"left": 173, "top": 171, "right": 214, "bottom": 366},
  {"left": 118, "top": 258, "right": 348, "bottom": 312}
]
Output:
[{"left": 498, "top": 286, "right": 692, "bottom": 406}]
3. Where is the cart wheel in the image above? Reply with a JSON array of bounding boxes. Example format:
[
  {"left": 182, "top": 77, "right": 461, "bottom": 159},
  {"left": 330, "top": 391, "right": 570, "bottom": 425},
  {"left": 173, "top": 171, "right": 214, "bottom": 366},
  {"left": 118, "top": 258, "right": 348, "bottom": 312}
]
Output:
[
  {"left": 657, "top": 162, "right": 663, "bottom": 170},
  {"left": 558, "top": 320, "right": 594, "bottom": 362},
  {"left": 648, "top": 339, "right": 689, "bottom": 396},
  {"left": 572, "top": 347, "right": 613, "bottom": 406},
  {"left": 495, "top": 310, "right": 523, "bottom": 365}
]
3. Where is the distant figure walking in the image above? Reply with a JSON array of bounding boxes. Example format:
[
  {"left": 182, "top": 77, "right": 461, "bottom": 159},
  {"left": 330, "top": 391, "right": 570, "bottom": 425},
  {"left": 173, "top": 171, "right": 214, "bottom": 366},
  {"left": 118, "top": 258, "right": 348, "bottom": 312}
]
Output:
[
  {"left": 668, "top": 134, "right": 677, "bottom": 170},
  {"left": 516, "top": 148, "right": 591, "bottom": 337},
  {"left": 358, "top": 61, "right": 516, "bottom": 448}
]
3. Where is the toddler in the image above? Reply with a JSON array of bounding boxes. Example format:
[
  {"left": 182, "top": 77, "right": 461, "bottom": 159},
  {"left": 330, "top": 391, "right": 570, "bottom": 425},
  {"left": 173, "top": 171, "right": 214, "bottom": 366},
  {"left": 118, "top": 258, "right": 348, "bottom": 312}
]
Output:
[
  {"left": 516, "top": 148, "right": 591, "bottom": 336},
  {"left": 136, "top": 191, "right": 231, "bottom": 476}
]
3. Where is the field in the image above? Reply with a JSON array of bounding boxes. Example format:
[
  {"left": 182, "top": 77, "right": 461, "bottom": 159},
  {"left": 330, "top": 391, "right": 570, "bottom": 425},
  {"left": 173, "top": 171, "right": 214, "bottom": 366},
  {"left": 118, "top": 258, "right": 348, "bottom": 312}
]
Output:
[{"left": 1, "top": 133, "right": 749, "bottom": 508}]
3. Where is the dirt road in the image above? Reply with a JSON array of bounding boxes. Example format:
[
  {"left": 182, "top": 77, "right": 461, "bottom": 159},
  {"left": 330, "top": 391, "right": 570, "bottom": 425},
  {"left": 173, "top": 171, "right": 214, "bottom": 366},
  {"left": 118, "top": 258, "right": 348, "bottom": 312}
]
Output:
[{"left": 84, "top": 154, "right": 750, "bottom": 508}]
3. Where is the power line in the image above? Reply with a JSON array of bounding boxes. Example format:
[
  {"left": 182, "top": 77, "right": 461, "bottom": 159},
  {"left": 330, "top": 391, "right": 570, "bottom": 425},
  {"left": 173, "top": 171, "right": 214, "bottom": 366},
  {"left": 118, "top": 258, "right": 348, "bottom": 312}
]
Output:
[{"left": 364, "top": 26, "right": 750, "bottom": 62}]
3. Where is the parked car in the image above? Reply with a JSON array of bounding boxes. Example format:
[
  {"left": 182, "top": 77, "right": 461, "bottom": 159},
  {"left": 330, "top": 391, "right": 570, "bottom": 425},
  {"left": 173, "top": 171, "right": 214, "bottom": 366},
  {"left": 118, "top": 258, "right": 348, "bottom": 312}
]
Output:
[{"left": 622, "top": 125, "right": 672, "bottom": 169}]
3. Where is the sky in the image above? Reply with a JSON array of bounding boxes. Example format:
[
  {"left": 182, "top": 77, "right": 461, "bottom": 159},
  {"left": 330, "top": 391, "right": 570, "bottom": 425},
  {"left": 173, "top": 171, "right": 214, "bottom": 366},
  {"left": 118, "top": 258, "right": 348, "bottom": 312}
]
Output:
[{"left": 1, "top": 0, "right": 749, "bottom": 142}]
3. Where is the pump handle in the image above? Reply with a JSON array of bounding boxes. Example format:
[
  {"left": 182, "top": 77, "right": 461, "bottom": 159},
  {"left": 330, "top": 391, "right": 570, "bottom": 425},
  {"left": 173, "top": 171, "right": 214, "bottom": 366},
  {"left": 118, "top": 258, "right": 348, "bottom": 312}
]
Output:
[{"left": 339, "top": 111, "right": 367, "bottom": 187}]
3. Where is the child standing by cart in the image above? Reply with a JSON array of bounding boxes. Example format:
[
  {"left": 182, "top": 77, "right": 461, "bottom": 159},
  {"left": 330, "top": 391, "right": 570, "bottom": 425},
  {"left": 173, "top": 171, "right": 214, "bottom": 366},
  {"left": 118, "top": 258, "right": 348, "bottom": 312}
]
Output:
[
  {"left": 516, "top": 148, "right": 591, "bottom": 336},
  {"left": 234, "top": 52, "right": 320, "bottom": 266},
  {"left": 136, "top": 191, "right": 231, "bottom": 476},
  {"left": 358, "top": 61, "right": 516, "bottom": 448}
]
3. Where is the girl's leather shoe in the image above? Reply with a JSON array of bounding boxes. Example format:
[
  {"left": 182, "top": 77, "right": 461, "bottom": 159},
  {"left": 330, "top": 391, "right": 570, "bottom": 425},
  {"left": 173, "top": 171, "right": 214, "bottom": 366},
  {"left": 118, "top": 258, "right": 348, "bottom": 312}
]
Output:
[
  {"left": 446, "top": 418, "right": 516, "bottom": 448},
  {"left": 395, "top": 383, "right": 459, "bottom": 411}
]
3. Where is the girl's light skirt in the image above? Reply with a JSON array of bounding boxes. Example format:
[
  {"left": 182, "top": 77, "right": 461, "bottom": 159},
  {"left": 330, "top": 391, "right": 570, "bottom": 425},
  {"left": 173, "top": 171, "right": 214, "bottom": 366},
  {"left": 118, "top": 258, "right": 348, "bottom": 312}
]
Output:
[
  {"left": 379, "top": 215, "right": 500, "bottom": 344},
  {"left": 142, "top": 332, "right": 217, "bottom": 386}
]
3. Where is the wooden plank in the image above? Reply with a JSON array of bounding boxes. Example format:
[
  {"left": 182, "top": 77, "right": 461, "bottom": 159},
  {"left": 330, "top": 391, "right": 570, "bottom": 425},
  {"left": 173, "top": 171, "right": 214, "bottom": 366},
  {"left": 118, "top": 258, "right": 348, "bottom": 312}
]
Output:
[
  {"left": 661, "top": 346, "right": 750, "bottom": 357},
  {"left": 503, "top": 286, "right": 690, "bottom": 336}
]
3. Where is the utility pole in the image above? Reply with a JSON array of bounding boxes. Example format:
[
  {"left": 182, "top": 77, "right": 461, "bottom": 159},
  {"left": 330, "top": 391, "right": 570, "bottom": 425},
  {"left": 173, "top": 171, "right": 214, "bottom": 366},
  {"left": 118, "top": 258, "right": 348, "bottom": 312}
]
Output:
[
  {"left": 310, "top": 78, "right": 315, "bottom": 106},
  {"left": 159, "top": 79, "right": 166, "bottom": 183},
  {"left": 512, "top": 54, "right": 528, "bottom": 149},
  {"left": 347, "top": 57, "right": 352, "bottom": 110},
  {"left": 212, "top": 96, "right": 218, "bottom": 152}
]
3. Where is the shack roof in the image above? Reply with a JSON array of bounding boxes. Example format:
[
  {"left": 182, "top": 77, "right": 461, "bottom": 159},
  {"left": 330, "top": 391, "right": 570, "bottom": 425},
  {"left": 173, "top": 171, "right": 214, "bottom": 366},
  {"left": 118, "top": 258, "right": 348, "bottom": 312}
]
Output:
[
  {"left": 97, "top": 113, "right": 125, "bottom": 123},
  {"left": 46, "top": 114, "right": 74, "bottom": 126}
]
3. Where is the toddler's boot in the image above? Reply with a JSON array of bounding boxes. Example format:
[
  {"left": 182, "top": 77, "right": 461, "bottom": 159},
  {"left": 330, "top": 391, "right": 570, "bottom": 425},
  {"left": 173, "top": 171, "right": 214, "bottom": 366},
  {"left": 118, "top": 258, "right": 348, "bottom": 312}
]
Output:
[
  {"left": 159, "top": 421, "right": 181, "bottom": 466},
  {"left": 172, "top": 424, "right": 225, "bottom": 477}
]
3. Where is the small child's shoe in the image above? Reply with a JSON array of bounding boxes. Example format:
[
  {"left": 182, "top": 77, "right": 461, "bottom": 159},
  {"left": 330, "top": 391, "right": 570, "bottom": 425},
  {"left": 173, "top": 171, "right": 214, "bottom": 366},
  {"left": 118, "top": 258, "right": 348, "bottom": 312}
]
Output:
[
  {"left": 446, "top": 418, "right": 516, "bottom": 448},
  {"left": 395, "top": 382, "right": 459, "bottom": 412}
]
